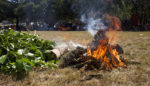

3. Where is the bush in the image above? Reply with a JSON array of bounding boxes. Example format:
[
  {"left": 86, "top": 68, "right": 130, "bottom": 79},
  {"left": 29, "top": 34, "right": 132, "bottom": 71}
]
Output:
[{"left": 0, "top": 29, "right": 57, "bottom": 74}]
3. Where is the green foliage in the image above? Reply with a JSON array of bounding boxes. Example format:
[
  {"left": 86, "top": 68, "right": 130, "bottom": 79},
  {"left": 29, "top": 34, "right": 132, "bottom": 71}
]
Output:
[
  {"left": 0, "top": 0, "right": 149, "bottom": 29},
  {"left": 109, "top": 0, "right": 150, "bottom": 23},
  {"left": 109, "top": 0, "right": 134, "bottom": 20},
  {"left": 0, "top": 0, "right": 14, "bottom": 21},
  {"left": 0, "top": 29, "right": 57, "bottom": 74}
]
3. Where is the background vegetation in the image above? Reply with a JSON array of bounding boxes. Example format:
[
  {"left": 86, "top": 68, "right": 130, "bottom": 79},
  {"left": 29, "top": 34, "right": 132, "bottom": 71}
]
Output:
[{"left": 0, "top": 0, "right": 150, "bottom": 30}]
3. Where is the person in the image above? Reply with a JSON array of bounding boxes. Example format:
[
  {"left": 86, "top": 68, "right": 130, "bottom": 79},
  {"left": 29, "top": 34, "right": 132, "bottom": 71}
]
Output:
[
  {"left": 130, "top": 13, "right": 139, "bottom": 31},
  {"left": 13, "top": 25, "right": 16, "bottom": 30}
]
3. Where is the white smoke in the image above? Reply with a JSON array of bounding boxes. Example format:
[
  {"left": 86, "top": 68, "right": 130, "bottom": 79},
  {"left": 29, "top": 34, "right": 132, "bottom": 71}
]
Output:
[
  {"left": 55, "top": 42, "right": 68, "bottom": 49},
  {"left": 81, "top": 14, "right": 107, "bottom": 36},
  {"left": 69, "top": 41, "right": 87, "bottom": 49},
  {"left": 54, "top": 41, "right": 87, "bottom": 51}
]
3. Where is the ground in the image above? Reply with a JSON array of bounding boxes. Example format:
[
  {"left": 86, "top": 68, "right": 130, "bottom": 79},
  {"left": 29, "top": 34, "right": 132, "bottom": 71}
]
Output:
[{"left": 0, "top": 31, "right": 150, "bottom": 86}]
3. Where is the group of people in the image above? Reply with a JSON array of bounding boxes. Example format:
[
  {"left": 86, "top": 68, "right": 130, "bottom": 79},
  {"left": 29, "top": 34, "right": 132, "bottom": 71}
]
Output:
[
  {"left": 0, "top": 14, "right": 150, "bottom": 31},
  {"left": 0, "top": 25, "right": 16, "bottom": 30}
]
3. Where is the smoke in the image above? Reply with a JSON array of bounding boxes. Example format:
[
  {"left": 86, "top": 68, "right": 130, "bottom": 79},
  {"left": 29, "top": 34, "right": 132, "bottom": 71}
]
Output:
[
  {"left": 69, "top": 41, "right": 87, "bottom": 49},
  {"left": 55, "top": 42, "right": 68, "bottom": 49},
  {"left": 72, "top": 0, "right": 110, "bottom": 36},
  {"left": 53, "top": 41, "right": 86, "bottom": 51},
  {"left": 81, "top": 14, "right": 107, "bottom": 36}
]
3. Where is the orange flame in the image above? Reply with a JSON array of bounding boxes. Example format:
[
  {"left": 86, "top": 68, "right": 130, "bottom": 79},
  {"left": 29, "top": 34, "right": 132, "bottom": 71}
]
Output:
[{"left": 87, "top": 14, "right": 126, "bottom": 70}]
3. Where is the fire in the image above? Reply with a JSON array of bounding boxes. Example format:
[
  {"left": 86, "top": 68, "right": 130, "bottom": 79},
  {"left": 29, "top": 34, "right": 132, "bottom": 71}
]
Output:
[
  {"left": 87, "top": 14, "right": 126, "bottom": 70},
  {"left": 87, "top": 40, "right": 126, "bottom": 70}
]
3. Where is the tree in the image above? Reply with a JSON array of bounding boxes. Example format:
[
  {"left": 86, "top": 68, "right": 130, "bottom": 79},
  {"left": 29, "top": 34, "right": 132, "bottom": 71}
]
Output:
[
  {"left": 9, "top": 0, "right": 25, "bottom": 30},
  {"left": 0, "top": 0, "right": 14, "bottom": 22},
  {"left": 45, "top": 0, "right": 78, "bottom": 24},
  {"left": 135, "top": 0, "right": 150, "bottom": 26}
]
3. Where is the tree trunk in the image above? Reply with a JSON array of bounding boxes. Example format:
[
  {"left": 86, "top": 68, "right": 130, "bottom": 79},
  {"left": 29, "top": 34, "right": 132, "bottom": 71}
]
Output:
[{"left": 16, "top": 17, "right": 20, "bottom": 31}]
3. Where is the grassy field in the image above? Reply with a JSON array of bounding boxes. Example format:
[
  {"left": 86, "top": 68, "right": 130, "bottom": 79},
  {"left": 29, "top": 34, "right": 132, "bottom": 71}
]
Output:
[{"left": 0, "top": 31, "right": 150, "bottom": 86}]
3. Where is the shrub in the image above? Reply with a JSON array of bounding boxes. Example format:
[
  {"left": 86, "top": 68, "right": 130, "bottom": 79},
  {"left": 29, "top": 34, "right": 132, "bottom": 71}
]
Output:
[{"left": 0, "top": 29, "right": 57, "bottom": 74}]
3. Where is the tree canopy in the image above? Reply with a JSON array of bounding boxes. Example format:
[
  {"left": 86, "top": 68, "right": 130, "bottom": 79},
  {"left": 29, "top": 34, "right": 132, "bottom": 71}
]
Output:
[{"left": 0, "top": 0, "right": 150, "bottom": 30}]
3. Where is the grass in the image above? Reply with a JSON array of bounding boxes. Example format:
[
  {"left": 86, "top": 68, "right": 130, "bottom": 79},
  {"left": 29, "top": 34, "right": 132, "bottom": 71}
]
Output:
[{"left": 0, "top": 31, "right": 150, "bottom": 86}]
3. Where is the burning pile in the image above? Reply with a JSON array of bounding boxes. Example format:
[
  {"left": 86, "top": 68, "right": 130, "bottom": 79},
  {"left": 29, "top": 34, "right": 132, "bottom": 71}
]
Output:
[
  {"left": 58, "top": 14, "right": 127, "bottom": 70},
  {"left": 87, "top": 30, "right": 126, "bottom": 70}
]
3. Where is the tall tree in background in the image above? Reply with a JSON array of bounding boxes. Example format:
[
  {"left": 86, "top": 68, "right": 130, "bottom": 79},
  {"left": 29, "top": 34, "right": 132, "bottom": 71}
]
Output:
[
  {"left": 12, "top": 0, "right": 25, "bottom": 30},
  {"left": 0, "top": 0, "right": 149, "bottom": 30},
  {"left": 110, "top": 0, "right": 133, "bottom": 20},
  {"left": 135, "top": 0, "right": 150, "bottom": 27},
  {"left": 0, "top": 0, "right": 8, "bottom": 21},
  {"left": 108, "top": 0, "right": 150, "bottom": 30},
  {"left": 23, "top": 0, "right": 48, "bottom": 23},
  {"left": 0, "top": 0, "right": 15, "bottom": 22},
  {"left": 46, "top": 0, "right": 77, "bottom": 21}
]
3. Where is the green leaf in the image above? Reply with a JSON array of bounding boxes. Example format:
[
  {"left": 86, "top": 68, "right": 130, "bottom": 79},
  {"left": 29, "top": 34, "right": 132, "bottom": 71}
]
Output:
[
  {"left": 10, "top": 43, "right": 15, "bottom": 49},
  {"left": 23, "top": 63, "right": 32, "bottom": 72},
  {"left": 44, "top": 50, "right": 50, "bottom": 53},
  {"left": 17, "top": 49, "right": 24, "bottom": 55},
  {"left": 16, "top": 59, "right": 24, "bottom": 72},
  {"left": 25, "top": 53, "right": 34, "bottom": 57},
  {"left": 21, "top": 58, "right": 34, "bottom": 67},
  {"left": 0, "top": 55, "right": 7, "bottom": 64},
  {"left": 49, "top": 60, "right": 55, "bottom": 63}
]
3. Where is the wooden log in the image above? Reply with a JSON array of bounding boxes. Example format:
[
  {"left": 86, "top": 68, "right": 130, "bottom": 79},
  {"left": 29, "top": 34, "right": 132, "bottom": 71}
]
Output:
[
  {"left": 50, "top": 48, "right": 67, "bottom": 58},
  {"left": 50, "top": 44, "right": 68, "bottom": 58}
]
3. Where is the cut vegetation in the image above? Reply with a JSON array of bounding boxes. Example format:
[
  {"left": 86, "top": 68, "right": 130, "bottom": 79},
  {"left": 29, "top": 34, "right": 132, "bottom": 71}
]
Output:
[{"left": 0, "top": 30, "right": 57, "bottom": 75}]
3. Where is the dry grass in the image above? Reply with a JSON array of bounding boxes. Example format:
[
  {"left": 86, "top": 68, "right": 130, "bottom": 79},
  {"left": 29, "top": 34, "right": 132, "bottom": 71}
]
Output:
[{"left": 0, "top": 31, "right": 150, "bottom": 86}]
